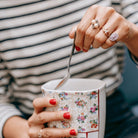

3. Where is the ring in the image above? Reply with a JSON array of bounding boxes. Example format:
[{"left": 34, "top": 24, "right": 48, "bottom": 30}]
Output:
[
  {"left": 91, "top": 19, "right": 100, "bottom": 29},
  {"left": 109, "top": 32, "right": 119, "bottom": 42},
  {"left": 38, "top": 129, "right": 43, "bottom": 138},
  {"left": 102, "top": 28, "right": 110, "bottom": 37}
]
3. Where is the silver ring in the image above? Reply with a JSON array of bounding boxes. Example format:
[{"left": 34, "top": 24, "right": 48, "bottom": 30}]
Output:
[
  {"left": 38, "top": 129, "right": 43, "bottom": 138},
  {"left": 109, "top": 32, "right": 119, "bottom": 42},
  {"left": 91, "top": 19, "right": 100, "bottom": 29}
]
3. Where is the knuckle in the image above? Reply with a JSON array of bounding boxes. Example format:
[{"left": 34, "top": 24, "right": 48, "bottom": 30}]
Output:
[
  {"left": 28, "top": 129, "right": 35, "bottom": 138},
  {"left": 91, "top": 5, "right": 99, "bottom": 10},
  {"left": 123, "top": 22, "right": 129, "bottom": 33},
  {"left": 55, "top": 111, "right": 61, "bottom": 119},
  {"left": 77, "top": 25, "right": 85, "bottom": 35},
  {"left": 86, "top": 30, "right": 94, "bottom": 38},
  {"left": 106, "top": 41, "right": 113, "bottom": 47},
  {"left": 115, "top": 13, "right": 123, "bottom": 22},
  {"left": 107, "top": 7, "right": 115, "bottom": 13},
  {"left": 95, "top": 35, "right": 104, "bottom": 44},
  {"left": 43, "top": 130, "right": 51, "bottom": 138},
  {"left": 37, "top": 114, "right": 45, "bottom": 123},
  {"left": 28, "top": 117, "right": 33, "bottom": 126}
]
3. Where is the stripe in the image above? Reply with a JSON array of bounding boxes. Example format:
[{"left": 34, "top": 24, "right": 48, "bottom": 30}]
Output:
[
  {"left": 0, "top": 0, "right": 77, "bottom": 20},
  {"left": 0, "top": 0, "right": 45, "bottom": 9}
]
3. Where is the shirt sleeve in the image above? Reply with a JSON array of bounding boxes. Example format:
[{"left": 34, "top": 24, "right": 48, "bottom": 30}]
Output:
[
  {"left": 121, "top": 0, "right": 138, "bottom": 67},
  {"left": 129, "top": 51, "right": 138, "bottom": 68},
  {"left": 0, "top": 58, "right": 23, "bottom": 138}
]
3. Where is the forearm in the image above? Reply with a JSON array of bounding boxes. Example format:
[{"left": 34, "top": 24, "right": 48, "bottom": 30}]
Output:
[
  {"left": 124, "top": 21, "right": 138, "bottom": 58},
  {"left": 3, "top": 116, "right": 29, "bottom": 138}
]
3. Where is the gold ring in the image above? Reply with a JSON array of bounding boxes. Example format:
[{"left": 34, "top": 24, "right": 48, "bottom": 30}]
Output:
[{"left": 102, "top": 28, "right": 110, "bottom": 37}]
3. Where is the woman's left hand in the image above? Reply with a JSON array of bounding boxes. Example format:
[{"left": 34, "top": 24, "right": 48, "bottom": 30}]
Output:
[{"left": 69, "top": 5, "right": 131, "bottom": 52}]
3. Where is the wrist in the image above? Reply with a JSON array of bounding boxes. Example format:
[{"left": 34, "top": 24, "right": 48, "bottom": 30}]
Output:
[{"left": 124, "top": 22, "right": 138, "bottom": 57}]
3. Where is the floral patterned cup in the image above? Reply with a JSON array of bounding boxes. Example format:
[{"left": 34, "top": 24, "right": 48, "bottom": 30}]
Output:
[{"left": 41, "top": 78, "right": 106, "bottom": 138}]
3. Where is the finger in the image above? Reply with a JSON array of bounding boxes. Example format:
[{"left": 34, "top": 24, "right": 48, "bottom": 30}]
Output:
[
  {"left": 102, "top": 24, "right": 127, "bottom": 49},
  {"left": 69, "top": 25, "right": 78, "bottom": 39},
  {"left": 28, "top": 111, "right": 71, "bottom": 125},
  {"left": 75, "top": 5, "right": 98, "bottom": 50},
  {"left": 83, "top": 7, "right": 115, "bottom": 50},
  {"left": 83, "top": 26, "right": 99, "bottom": 52},
  {"left": 92, "top": 11, "right": 119, "bottom": 48},
  {"left": 29, "top": 128, "right": 77, "bottom": 138},
  {"left": 33, "top": 97, "right": 57, "bottom": 113}
]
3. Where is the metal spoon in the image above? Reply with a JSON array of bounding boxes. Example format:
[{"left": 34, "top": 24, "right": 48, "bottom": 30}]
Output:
[{"left": 55, "top": 33, "right": 76, "bottom": 89}]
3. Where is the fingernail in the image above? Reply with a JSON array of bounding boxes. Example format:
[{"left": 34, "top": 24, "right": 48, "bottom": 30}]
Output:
[
  {"left": 75, "top": 46, "right": 81, "bottom": 51},
  {"left": 70, "top": 129, "right": 77, "bottom": 136},
  {"left": 63, "top": 112, "right": 70, "bottom": 119},
  {"left": 83, "top": 48, "right": 88, "bottom": 52},
  {"left": 49, "top": 99, "right": 56, "bottom": 105}
]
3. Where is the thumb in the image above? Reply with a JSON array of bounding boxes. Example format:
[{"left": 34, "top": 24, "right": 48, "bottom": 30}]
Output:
[{"left": 69, "top": 25, "right": 78, "bottom": 39}]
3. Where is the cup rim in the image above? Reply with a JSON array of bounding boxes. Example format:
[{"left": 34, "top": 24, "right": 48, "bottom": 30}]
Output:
[{"left": 41, "top": 78, "right": 106, "bottom": 93}]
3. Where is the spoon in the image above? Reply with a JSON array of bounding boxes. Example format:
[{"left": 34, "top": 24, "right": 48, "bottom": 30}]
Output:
[{"left": 55, "top": 33, "right": 76, "bottom": 89}]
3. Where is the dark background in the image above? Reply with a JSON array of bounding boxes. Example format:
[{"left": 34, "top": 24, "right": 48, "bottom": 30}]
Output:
[{"left": 119, "top": 47, "right": 138, "bottom": 105}]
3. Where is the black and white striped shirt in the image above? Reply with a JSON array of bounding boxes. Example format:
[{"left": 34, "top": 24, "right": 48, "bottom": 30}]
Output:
[{"left": 0, "top": 0, "right": 138, "bottom": 137}]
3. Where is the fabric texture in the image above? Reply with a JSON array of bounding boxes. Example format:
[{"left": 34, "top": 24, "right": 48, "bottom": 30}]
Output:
[{"left": 0, "top": 0, "right": 138, "bottom": 137}]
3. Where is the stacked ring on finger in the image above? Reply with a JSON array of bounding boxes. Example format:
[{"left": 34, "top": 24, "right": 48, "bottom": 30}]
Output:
[
  {"left": 102, "top": 28, "right": 110, "bottom": 37},
  {"left": 91, "top": 19, "right": 100, "bottom": 29},
  {"left": 38, "top": 129, "right": 43, "bottom": 138}
]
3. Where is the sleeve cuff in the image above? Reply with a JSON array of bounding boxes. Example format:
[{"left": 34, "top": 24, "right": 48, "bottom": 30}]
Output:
[
  {"left": 0, "top": 104, "right": 23, "bottom": 138},
  {"left": 128, "top": 51, "right": 138, "bottom": 68}
]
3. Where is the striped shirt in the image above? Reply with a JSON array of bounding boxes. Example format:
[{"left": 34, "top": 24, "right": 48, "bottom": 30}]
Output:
[{"left": 0, "top": 0, "right": 138, "bottom": 137}]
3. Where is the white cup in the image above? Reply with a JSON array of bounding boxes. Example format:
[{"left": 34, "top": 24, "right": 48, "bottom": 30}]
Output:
[{"left": 41, "top": 78, "right": 106, "bottom": 138}]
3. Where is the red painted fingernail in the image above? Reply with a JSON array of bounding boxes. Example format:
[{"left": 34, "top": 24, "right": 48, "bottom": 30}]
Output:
[
  {"left": 70, "top": 129, "right": 77, "bottom": 136},
  {"left": 75, "top": 46, "right": 81, "bottom": 51},
  {"left": 49, "top": 99, "right": 56, "bottom": 105},
  {"left": 83, "top": 48, "right": 88, "bottom": 52},
  {"left": 63, "top": 112, "right": 70, "bottom": 119}
]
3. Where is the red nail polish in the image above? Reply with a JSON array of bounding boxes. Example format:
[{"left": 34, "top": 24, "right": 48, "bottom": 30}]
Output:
[
  {"left": 49, "top": 99, "right": 56, "bottom": 105},
  {"left": 70, "top": 129, "right": 77, "bottom": 136},
  {"left": 75, "top": 46, "right": 81, "bottom": 51},
  {"left": 83, "top": 48, "right": 88, "bottom": 52},
  {"left": 63, "top": 112, "right": 70, "bottom": 119}
]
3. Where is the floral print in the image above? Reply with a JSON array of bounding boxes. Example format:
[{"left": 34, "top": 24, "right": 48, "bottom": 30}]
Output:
[
  {"left": 75, "top": 98, "right": 87, "bottom": 108},
  {"left": 87, "top": 91, "right": 98, "bottom": 99},
  {"left": 90, "top": 119, "right": 98, "bottom": 128},
  {"left": 58, "top": 92, "right": 69, "bottom": 100},
  {"left": 46, "top": 89, "right": 101, "bottom": 135},
  {"left": 77, "top": 113, "right": 88, "bottom": 123},
  {"left": 60, "top": 105, "right": 69, "bottom": 111},
  {"left": 75, "top": 92, "right": 84, "bottom": 95},
  {"left": 90, "top": 103, "right": 98, "bottom": 114},
  {"left": 78, "top": 126, "right": 86, "bottom": 132},
  {"left": 61, "top": 120, "right": 71, "bottom": 128}
]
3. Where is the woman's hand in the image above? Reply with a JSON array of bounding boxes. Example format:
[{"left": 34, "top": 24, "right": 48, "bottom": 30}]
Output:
[
  {"left": 69, "top": 5, "right": 138, "bottom": 57},
  {"left": 28, "top": 96, "right": 77, "bottom": 138}
]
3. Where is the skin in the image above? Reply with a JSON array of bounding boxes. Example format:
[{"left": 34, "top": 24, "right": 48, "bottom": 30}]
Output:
[
  {"left": 69, "top": 5, "right": 138, "bottom": 58},
  {"left": 3, "top": 97, "right": 77, "bottom": 138},
  {"left": 3, "top": 5, "right": 138, "bottom": 138}
]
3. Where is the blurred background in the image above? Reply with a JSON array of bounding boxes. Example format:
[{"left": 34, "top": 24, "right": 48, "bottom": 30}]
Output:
[{"left": 119, "top": 47, "right": 138, "bottom": 116}]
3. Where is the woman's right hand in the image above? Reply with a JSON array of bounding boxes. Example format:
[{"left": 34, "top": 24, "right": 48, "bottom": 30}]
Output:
[{"left": 28, "top": 96, "right": 77, "bottom": 138}]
